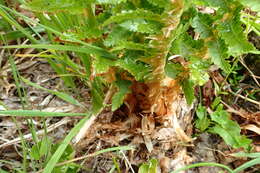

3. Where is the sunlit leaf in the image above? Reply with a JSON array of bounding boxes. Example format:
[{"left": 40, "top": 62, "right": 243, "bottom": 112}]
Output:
[
  {"left": 189, "top": 58, "right": 210, "bottom": 86},
  {"left": 239, "top": 0, "right": 260, "bottom": 12}
]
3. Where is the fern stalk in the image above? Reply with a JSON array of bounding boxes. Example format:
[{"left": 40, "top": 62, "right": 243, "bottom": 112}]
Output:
[{"left": 146, "top": 0, "right": 185, "bottom": 115}]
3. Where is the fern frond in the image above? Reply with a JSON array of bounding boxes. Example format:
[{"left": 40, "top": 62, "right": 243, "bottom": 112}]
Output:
[
  {"left": 217, "top": 6, "right": 255, "bottom": 56},
  {"left": 103, "top": 9, "right": 162, "bottom": 26},
  {"left": 24, "top": 0, "right": 93, "bottom": 13},
  {"left": 147, "top": 0, "right": 171, "bottom": 8}
]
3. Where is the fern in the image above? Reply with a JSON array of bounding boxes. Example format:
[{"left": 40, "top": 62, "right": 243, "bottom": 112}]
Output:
[
  {"left": 104, "top": 26, "right": 131, "bottom": 47},
  {"left": 119, "top": 19, "right": 163, "bottom": 34},
  {"left": 112, "top": 41, "right": 151, "bottom": 52},
  {"left": 192, "top": 13, "right": 214, "bottom": 39},
  {"left": 93, "top": 56, "right": 115, "bottom": 74},
  {"left": 116, "top": 58, "right": 152, "bottom": 81},
  {"left": 111, "top": 79, "right": 132, "bottom": 111},
  {"left": 208, "top": 39, "right": 231, "bottom": 73},
  {"left": 2, "top": 0, "right": 257, "bottom": 154},
  {"left": 24, "top": 0, "right": 93, "bottom": 13},
  {"left": 96, "top": 0, "right": 127, "bottom": 4},
  {"left": 217, "top": 6, "right": 256, "bottom": 56},
  {"left": 189, "top": 58, "right": 211, "bottom": 86},
  {"left": 193, "top": 0, "right": 231, "bottom": 12},
  {"left": 171, "top": 32, "right": 204, "bottom": 58},
  {"left": 103, "top": 9, "right": 162, "bottom": 26},
  {"left": 147, "top": 0, "right": 171, "bottom": 8}
]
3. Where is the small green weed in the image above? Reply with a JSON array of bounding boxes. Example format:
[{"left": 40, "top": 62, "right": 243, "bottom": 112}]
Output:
[
  {"left": 30, "top": 137, "right": 80, "bottom": 173},
  {"left": 195, "top": 99, "right": 252, "bottom": 150},
  {"left": 138, "top": 159, "right": 158, "bottom": 173}
]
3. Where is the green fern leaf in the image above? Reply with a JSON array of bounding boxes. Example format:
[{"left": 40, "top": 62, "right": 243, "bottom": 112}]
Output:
[
  {"left": 103, "top": 9, "right": 162, "bottom": 26},
  {"left": 119, "top": 19, "right": 162, "bottom": 34},
  {"left": 104, "top": 26, "right": 131, "bottom": 47},
  {"left": 192, "top": 13, "right": 214, "bottom": 39},
  {"left": 171, "top": 33, "right": 204, "bottom": 58},
  {"left": 147, "top": 0, "right": 170, "bottom": 8},
  {"left": 217, "top": 8, "right": 255, "bottom": 56},
  {"left": 96, "top": 0, "right": 126, "bottom": 4},
  {"left": 112, "top": 41, "right": 150, "bottom": 52},
  {"left": 189, "top": 58, "right": 210, "bottom": 86},
  {"left": 195, "top": 105, "right": 210, "bottom": 131},
  {"left": 193, "top": 0, "right": 231, "bottom": 12},
  {"left": 25, "top": 0, "right": 93, "bottom": 13},
  {"left": 111, "top": 80, "right": 132, "bottom": 111},
  {"left": 208, "top": 39, "right": 231, "bottom": 73},
  {"left": 165, "top": 63, "right": 184, "bottom": 79},
  {"left": 117, "top": 58, "right": 151, "bottom": 81},
  {"left": 93, "top": 57, "right": 115, "bottom": 74}
]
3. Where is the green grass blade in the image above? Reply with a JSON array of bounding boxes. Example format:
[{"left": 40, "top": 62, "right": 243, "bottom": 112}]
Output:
[
  {"left": 1, "top": 44, "right": 115, "bottom": 59},
  {"left": 0, "top": 26, "right": 44, "bottom": 42},
  {"left": 233, "top": 157, "right": 260, "bottom": 173},
  {"left": 170, "top": 162, "right": 234, "bottom": 173},
  {"left": 231, "top": 152, "right": 260, "bottom": 158},
  {"left": 8, "top": 55, "right": 28, "bottom": 108},
  {"left": 0, "top": 7, "right": 38, "bottom": 43},
  {"left": 0, "top": 110, "right": 89, "bottom": 117},
  {"left": 21, "top": 77, "right": 82, "bottom": 107},
  {"left": 42, "top": 114, "right": 90, "bottom": 173}
]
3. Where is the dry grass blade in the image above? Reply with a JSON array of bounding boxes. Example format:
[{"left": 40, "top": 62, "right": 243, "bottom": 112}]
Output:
[
  {"left": 0, "top": 117, "right": 71, "bottom": 149},
  {"left": 242, "top": 124, "right": 260, "bottom": 135}
]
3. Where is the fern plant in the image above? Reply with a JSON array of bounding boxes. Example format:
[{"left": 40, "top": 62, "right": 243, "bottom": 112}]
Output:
[{"left": 1, "top": 0, "right": 259, "bottom": 159}]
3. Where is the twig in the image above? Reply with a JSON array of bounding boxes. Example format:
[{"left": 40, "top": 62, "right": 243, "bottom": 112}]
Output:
[
  {"left": 221, "top": 100, "right": 248, "bottom": 119},
  {"left": 0, "top": 137, "right": 10, "bottom": 142},
  {"left": 56, "top": 151, "right": 98, "bottom": 167},
  {"left": 239, "top": 58, "right": 260, "bottom": 88},
  {"left": 203, "top": 147, "right": 228, "bottom": 157},
  {"left": 230, "top": 91, "right": 260, "bottom": 107}
]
